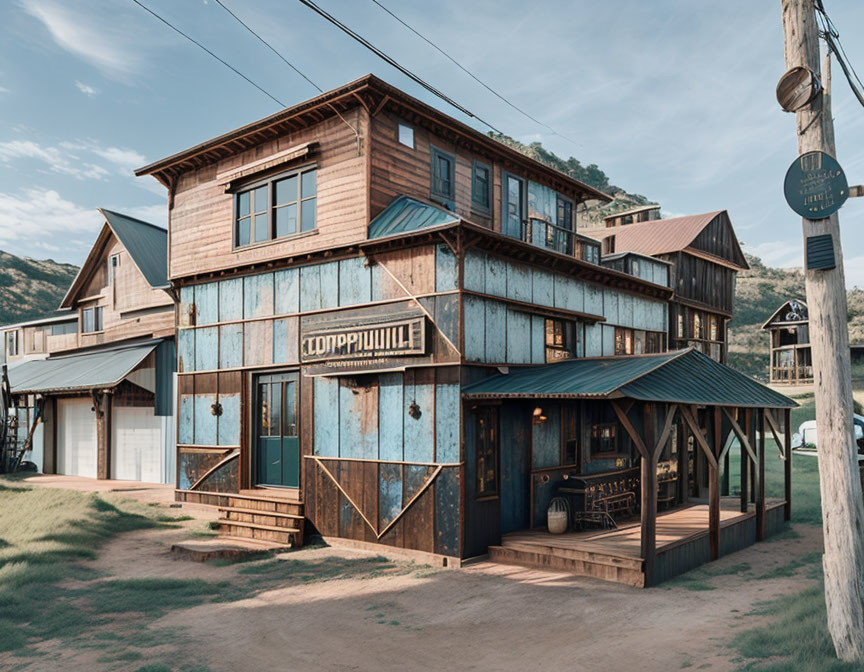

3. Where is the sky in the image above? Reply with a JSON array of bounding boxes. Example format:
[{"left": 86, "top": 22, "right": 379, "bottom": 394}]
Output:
[{"left": 1, "top": 0, "right": 863, "bottom": 284}]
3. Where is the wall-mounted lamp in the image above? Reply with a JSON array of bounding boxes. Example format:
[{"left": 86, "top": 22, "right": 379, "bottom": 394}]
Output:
[
  {"left": 408, "top": 401, "right": 422, "bottom": 420},
  {"left": 532, "top": 407, "right": 547, "bottom": 425}
]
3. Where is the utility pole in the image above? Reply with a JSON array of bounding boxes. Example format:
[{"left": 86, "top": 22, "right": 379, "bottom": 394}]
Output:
[{"left": 781, "top": 0, "right": 864, "bottom": 661}]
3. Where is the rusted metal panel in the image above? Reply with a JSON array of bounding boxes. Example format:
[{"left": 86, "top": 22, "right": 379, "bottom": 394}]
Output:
[
  {"left": 463, "top": 249, "right": 486, "bottom": 293},
  {"left": 320, "top": 260, "right": 340, "bottom": 310},
  {"left": 338, "top": 257, "right": 371, "bottom": 307},
  {"left": 602, "top": 325, "right": 616, "bottom": 356},
  {"left": 486, "top": 255, "right": 507, "bottom": 297},
  {"left": 463, "top": 295, "right": 486, "bottom": 361},
  {"left": 554, "top": 275, "right": 584, "bottom": 313},
  {"left": 300, "top": 265, "right": 322, "bottom": 312},
  {"left": 179, "top": 286, "right": 194, "bottom": 327},
  {"left": 619, "top": 292, "right": 634, "bottom": 327},
  {"left": 506, "top": 261, "right": 531, "bottom": 303},
  {"left": 217, "top": 392, "right": 240, "bottom": 446},
  {"left": 243, "top": 320, "right": 273, "bottom": 367},
  {"left": 178, "top": 329, "right": 195, "bottom": 373},
  {"left": 378, "top": 462, "right": 402, "bottom": 531},
  {"left": 339, "top": 378, "right": 378, "bottom": 460},
  {"left": 434, "top": 466, "right": 460, "bottom": 555},
  {"left": 194, "top": 393, "right": 217, "bottom": 445},
  {"left": 178, "top": 393, "right": 194, "bottom": 444},
  {"left": 531, "top": 315, "right": 545, "bottom": 364},
  {"left": 604, "top": 289, "right": 620, "bottom": 325},
  {"left": 272, "top": 317, "right": 299, "bottom": 364},
  {"left": 585, "top": 284, "right": 603, "bottom": 315},
  {"left": 274, "top": 268, "right": 300, "bottom": 315},
  {"left": 532, "top": 269, "right": 554, "bottom": 307},
  {"left": 403, "top": 380, "right": 434, "bottom": 463},
  {"left": 585, "top": 322, "right": 602, "bottom": 357},
  {"left": 195, "top": 282, "right": 219, "bottom": 326}
]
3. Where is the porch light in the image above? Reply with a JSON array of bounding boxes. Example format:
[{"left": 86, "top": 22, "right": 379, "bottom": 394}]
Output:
[{"left": 533, "top": 407, "right": 547, "bottom": 425}]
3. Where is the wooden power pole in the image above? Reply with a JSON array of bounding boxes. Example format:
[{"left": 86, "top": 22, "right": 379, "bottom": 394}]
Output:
[{"left": 781, "top": 0, "right": 864, "bottom": 661}]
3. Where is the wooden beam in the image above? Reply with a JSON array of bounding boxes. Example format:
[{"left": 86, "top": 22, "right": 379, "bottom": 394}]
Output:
[
  {"left": 722, "top": 406, "right": 758, "bottom": 465},
  {"left": 679, "top": 419, "right": 690, "bottom": 504},
  {"left": 757, "top": 409, "right": 767, "bottom": 540},
  {"left": 612, "top": 400, "right": 649, "bottom": 459},
  {"left": 709, "top": 407, "right": 722, "bottom": 560},
  {"left": 642, "top": 403, "right": 657, "bottom": 584},
  {"left": 680, "top": 405, "right": 717, "bottom": 469},
  {"left": 741, "top": 409, "right": 750, "bottom": 513},
  {"left": 653, "top": 404, "right": 678, "bottom": 461},
  {"left": 764, "top": 408, "right": 786, "bottom": 458},
  {"left": 785, "top": 407, "right": 793, "bottom": 522}
]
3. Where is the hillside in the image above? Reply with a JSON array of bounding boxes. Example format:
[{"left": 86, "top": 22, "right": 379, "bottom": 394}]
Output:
[{"left": 0, "top": 250, "right": 79, "bottom": 326}]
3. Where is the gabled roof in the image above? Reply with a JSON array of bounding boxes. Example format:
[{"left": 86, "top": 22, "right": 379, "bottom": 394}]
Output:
[
  {"left": 60, "top": 210, "right": 168, "bottom": 309},
  {"left": 368, "top": 196, "right": 459, "bottom": 239},
  {"left": 761, "top": 299, "right": 809, "bottom": 330},
  {"left": 582, "top": 211, "right": 749, "bottom": 271},
  {"left": 0, "top": 310, "right": 76, "bottom": 332},
  {"left": 463, "top": 348, "right": 796, "bottom": 409}
]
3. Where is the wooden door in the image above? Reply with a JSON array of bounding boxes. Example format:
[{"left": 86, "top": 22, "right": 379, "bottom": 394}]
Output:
[{"left": 255, "top": 372, "right": 299, "bottom": 488}]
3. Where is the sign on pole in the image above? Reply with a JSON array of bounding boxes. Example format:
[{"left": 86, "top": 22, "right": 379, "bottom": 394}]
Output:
[{"left": 783, "top": 150, "right": 848, "bottom": 219}]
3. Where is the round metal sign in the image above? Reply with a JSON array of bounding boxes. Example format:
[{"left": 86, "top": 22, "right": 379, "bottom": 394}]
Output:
[
  {"left": 784, "top": 151, "right": 848, "bottom": 219},
  {"left": 776, "top": 66, "right": 822, "bottom": 112}
]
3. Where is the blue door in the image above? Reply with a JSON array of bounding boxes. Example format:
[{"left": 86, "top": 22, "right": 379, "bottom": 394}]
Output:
[{"left": 256, "top": 372, "right": 300, "bottom": 488}]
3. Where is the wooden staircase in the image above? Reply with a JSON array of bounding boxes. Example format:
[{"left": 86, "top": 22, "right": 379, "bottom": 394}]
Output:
[{"left": 213, "top": 491, "right": 305, "bottom": 548}]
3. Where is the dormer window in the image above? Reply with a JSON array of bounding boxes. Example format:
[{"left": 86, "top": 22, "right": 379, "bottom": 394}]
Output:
[{"left": 234, "top": 167, "right": 317, "bottom": 248}]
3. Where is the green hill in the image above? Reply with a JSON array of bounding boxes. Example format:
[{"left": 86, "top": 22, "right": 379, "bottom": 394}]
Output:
[{"left": 0, "top": 250, "right": 79, "bottom": 326}]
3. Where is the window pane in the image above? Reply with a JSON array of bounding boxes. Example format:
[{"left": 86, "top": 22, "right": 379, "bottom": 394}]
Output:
[
  {"left": 253, "top": 186, "right": 268, "bottom": 213},
  {"left": 301, "top": 198, "right": 316, "bottom": 232},
  {"left": 270, "top": 383, "right": 282, "bottom": 437},
  {"left": 284, "top": 381, "right": 297, "bottom": 436},
  {"left": 237, "top": 191, "right": 250, "bottom": 217},
  {"left": 236, "top": 217, "right": 251, "bottom": 246},
  {"left": 253, "top": 213, "right": 269, "bottom": 242},
  {"left": 275, "top": 203, "right": 297, "bottom": 238},
  {"left": 398, "top": 124, "right": 414, "bottom": 148},
  {"left": 275, "top": 175, "right": 298, "bottom": 206},
  {"left": 301, "top": 170, "right": 316, "bottom": 199},
  {"left": 259, "top": 384, "right": 271, "bottom": 436}
]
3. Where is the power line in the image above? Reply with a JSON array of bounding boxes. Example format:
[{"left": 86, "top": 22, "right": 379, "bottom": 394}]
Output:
[
  {"left": 814, "top": 0, "right": 864, "bottom": 109},
  {"left": 369, "top": 0, "right": 581, "bottom": 147},
  {"left": 296, "top": 0, "right": 504, "bottom": 134},
  {"left": 130, "top": 0, "right": 286, "bottom": 108}
]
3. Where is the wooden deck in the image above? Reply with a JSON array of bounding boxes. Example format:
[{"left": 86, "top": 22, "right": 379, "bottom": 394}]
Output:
[{"left": 489, "top": 498, "right": 786, "bottom": 587}]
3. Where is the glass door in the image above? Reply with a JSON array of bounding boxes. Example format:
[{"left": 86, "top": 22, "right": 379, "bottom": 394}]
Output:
[
  {"left": 255, "top": 371, "right": 299, "bottom": 488},
  {"left": 502, "top": 173, "right": 525, "bottom": 240}
]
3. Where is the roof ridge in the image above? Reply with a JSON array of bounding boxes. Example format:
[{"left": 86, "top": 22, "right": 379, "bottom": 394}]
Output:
[
  {"left": 605, "top": 348, "right": 692, "bottom": 395},
  {"left": 99, "top": 208, "right": 167, "bottom": 233}
]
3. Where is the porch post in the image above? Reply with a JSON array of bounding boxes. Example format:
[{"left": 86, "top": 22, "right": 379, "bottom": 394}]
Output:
[
  {"left": 679, "top": 419, "right": 689, "bottom": 504},
  {"left": 709, "top": 406, "right": 721, "bottom": 561},
  {"left": 784, "top": 407, "right": 792, "bottom": 521},
  {"left": 757, "top": 409, "right": 767, "bottom": 540},
  {"left": 641, "top": 402, "right": 657, "bottom": 584},
  {"left": 741, "top": 408, "right": 751, "bottom": 513}
]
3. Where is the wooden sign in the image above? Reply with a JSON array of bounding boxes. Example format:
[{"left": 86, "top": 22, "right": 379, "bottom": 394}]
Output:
[
  {"left": 301, "top": 316, "right": 426, "bottom": 363},
  {"left": 776, "top": 66, "right": 821, "bottom": 112},
  {"left": 783, "top": 151, "right": 848, "bottom": 219}
]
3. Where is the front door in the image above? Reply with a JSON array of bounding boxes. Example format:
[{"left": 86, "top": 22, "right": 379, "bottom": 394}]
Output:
[{"left": 255, "top": 372, "right": 299, "bottom": 488}]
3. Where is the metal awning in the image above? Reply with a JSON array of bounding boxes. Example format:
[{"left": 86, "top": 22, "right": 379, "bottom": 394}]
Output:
[
  {"left": 368, "top": 196, "right": 459, "bottom": 239},
  {"left": 463, "top": 348, "right": 797, "bottom": 409},
  {"left": 8, "top": 342, "right": 158, "bottom": 395}
]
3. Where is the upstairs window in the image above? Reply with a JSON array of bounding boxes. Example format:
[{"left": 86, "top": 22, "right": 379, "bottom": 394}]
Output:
[
  {"left": 430, "top": 147, "right": 455, "bottom": 209},
  {"left": 234, "top": 167, "right": 317, "bottom": 248},
  {"left": 693, "top": 312, "right": 704, "bottom": 340},
  {"left": 471, "top": 161, "right": 491, "bottom": 213},
  {"left": 397, "top": 123, "right": 414, "bottom": 148},
  {"left": 82, "top": 306, "right": 103, "bottom": 333},
  {"left": 630, "top": 259, "right": 641, "bottom": 277},
  {"left": 545, "top": 318, "right": 572, "bottom": 362},
  {"left": 709, "top": 315, "right": 719, "bottom": 341},
  {"left": 5, "top": 330, "right": 18, "bottom": 357},
  {"left": 557, "top": 196, "right": 573, "bottom": 231},
  {"left": 615, "top": 327, "right": 633, "bottom": 355},
  {"left": 50, "top": 322, "right": 77, "bottom": 336},
  {"left": 107, "top": 254, "right": 119, "bottom": 286}
]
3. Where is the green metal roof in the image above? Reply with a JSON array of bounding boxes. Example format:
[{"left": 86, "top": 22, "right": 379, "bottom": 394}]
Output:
[
  {"left": 463, "top": 349, "right": 796, "bottom": 409},
  {"left": 8, "top": 342, "right": 157, "bottom": 394},
  {"left": 101, "top": 209, "right": 168, "bottom": 288},
  {"left": 368, "top": 196, "right": 459, "bottom": 239}
]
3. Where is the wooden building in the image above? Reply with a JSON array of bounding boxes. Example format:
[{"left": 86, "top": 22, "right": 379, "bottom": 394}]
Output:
[
  {"left": 600, "top": 204, "right": 662, "bottom": 228},
  {"left": 583, "top": 211, "right": 749, "bottom": 363},
  {"left": 1, "top": 311, "right": 78, "bottom": 366},
  {"left": 762, "top": 300, "right": 812, "bottom": 385},
  {"left": 6, "top": 210, "right": 176, "bottom": 483},
  {"left": 135, "top": 75, "right": 793, "bottom": 584}
]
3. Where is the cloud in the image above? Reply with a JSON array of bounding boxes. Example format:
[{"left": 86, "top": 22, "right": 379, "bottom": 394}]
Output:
[
  {"left": 743, "top": 239, "right": 803, "bottom": 269},
  {"left": 0, "top": 86, "right": 9, "bottom": 94},
  {"left": 60, "top": 141, "right": 146, "bottom": 174},
  {"left": 0, "top": 140, "right": 108, "bottom": 180},
  {"left": 74, "top": 80, "right": 98, "bottom": 97},
  {"left": 0, "top": 188, "right": 103, "bottom": 253}
]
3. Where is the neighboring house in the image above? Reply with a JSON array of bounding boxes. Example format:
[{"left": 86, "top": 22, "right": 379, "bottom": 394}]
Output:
[
  {"left": 599, "top": 204, "right": 661, "bottom": 228},
  {"left": 135, "top": 74, "right": 793, "bottom": 586},
  {"left": 6, "top": 210, "right": 176, "bottom": 484},
  {"left": 762, "top": 300, "right": 812, "bottom": 385},
  {"left": 582, "top": 211, "right": 749, "bottom": 363}
]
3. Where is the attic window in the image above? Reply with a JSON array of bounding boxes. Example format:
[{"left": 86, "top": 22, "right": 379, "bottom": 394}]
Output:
[
  {"left": 107, "top": 254, "right": 119, "bottom": 286},
  {"left": 398, "top": 123, "right": 414, "bottom": 148}
]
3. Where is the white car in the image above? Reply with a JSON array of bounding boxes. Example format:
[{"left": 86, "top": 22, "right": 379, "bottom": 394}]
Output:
[{"left": 792, "top": 414, "right": 864, "bottom": 454}]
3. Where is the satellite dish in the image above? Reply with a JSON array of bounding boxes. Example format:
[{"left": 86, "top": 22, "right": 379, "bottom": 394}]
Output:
[{"left": 776, "top": 66, "right": 822, "bottom": 112}]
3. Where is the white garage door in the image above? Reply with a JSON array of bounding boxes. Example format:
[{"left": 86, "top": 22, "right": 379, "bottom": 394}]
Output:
[
  {"left": 57, "top": 398, "right": 98, "bottom": 478},
  {"left": 112, "top": 406, "right": 163, "bottom": 483}
]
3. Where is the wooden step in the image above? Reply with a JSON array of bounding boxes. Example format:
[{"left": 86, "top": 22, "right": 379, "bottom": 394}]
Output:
[
  {"left": 215, "top": 519, "right": 301, "bottom": 545},
  {"left": 219, "top": 509, "right": 302, "bottom": 529},
  {"left": 500, "top": 541, "right": 643, "bottom": 571},
  {"left": 488, "top": 545, "right": 645, "bottom": 587},
  {"left": 218, "top": 505, "right": 304, "bottom": 520},
  {"left": 226, "top": 495, "right": 303, "bottom": 516}
]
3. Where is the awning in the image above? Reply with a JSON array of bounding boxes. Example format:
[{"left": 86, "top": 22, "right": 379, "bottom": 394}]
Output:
[
  {"left": 368, "top": 196, "right": 459, "bottom": 239},
  {"left": 8, "top": 342, "right": 158, "bottom": 395},
  {"left": 463, "top": 348, "right": 796, "bottom": 409}
]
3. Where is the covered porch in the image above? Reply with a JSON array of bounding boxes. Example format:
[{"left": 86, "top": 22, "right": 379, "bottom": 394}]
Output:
[{"left": 463, "top": 348, "right": 797, "bottom": 586}]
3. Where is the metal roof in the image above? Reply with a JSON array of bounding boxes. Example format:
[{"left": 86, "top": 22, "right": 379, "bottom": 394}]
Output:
[
  {"left": 0, "top": 310, "right": 77, "bottom": 332},
  {"left": 582, "top": 211, "right": 731, "bottom": 254},
  {"left": 100, "top": 209, "right": 168, "bottom": 288},
  {"left": 8, "top": 342, "right": 157, "bottom": 394},
  {"left": 368, "top": 196, "right": 460, "bottom": 239},
  {"left": 463, "top": 348, "right": 796, "bottom": 409}
]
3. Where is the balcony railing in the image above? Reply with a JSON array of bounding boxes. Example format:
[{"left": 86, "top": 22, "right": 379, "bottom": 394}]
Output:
[
  {"left": 770, "top": 365, "right": 814, "bottom": 384},
  {"left": 525, "top": 218, "right": 574, "bottom": 256}
]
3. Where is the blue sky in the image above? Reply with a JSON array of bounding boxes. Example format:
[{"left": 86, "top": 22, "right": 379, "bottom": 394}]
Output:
[{"left": 1, "top": 0, "right": 863, "bottom": 284}]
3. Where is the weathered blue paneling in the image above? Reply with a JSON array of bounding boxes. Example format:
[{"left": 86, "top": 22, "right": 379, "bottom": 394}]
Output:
[
  {"left": 379, "top": 463, "right": 403, "bottom": 530},
  {"left": 219, "top": 278, "right": 243, "bottom": 322},
  {"left": 178, "top": 329, "right": 195, "bottom": 373},
  {"left": 619, "top": 292, "right": 634, "bottom": 327},
  {"left": 178, "top": 393, "right": 194, "bottom": 444},
  {"left": 463, "top": 249, "right": 486, "bottom": 293},
  {"left": 602, "top": 325, "right": 616, "bottom": 356},
  {"left": 195, "top": 282, "right": 219, "bottom": 326},
  {"left": 485, "top": 300, "right": 506, "bottom": 363},
  {"left": 531, "top": 315, "right": 546, "bottom": 364},
  {"left": 194, "top": 394, "right": 218, "bottom": 446},
  {"left": 338, "top": 257, "right": 371, "bottom": 307},
  {"left": 313, "top": 376, "right": 339, "bottom": 456},
  {"left": 244, "top": 273, "right": 274, "bottom": 319},
  {"left": 338, "top": 381, "right": 378, "bottom": 460},
  {"left": 274, "top": 268, "right": 300, "bottom": 315},
  {"left": 500, "top": 403, "right": 530, "bottom": 534},
  {"left": 243, "top": 320, "right": 273, "bottom": 367},
  {"left": 532, "top": 269, "right": 554, "bottom": 307},
  {"left": 434, "top": 467, "right": 460, "bottom": 556},
  {"left": 219, "top": 324, "right": 243, "bottom": 369},
  {"left": 506, "top": 309, "right": 531, "bottom": 364},
  {"left": 653, "top": 263, "right": 668, "bottom": 287},
  {"left": 486, "top": 255, "right": 507, "bottom": 297},
  {"left": 378, "top": 373, "right": 404, "bottom": 462},
  {"left": 179, "top": 285, "right": 194, "bottom": 326},
  {"left": 604, "top": 289, "right": 620, "bottom": 324},
  {"left": 435, "top": 244, "right": 458, "bottom": 293},
  {"left": 585, "top": 284, "right": 603, "bottom": 316},
  {"left": 435, "top": 383, "right": 460, "bottom": 463},
  {"left": 272, "top": 317, "right": 299, "bottom": 364},
  {"left": 463, "top": 295, "right": 486, "bottom": 361},
  {"left": 403, "top": 382, "right": 434, "bottom": 462},
  {"left": 217, "top": 392, "right": 240, "bottom": 446},
  {"left": 585, "top": 323, "right": 602, "bottom": 357},
  {"left": 532, "top": 404, "right": 560, "bottom": 469},
  {"left": 299, "top": 265, "right": 321, "bottom": 312},
  {"left": 194, "top": 327, "right": 218, "bottom": 372},
  {"left": 555, "top": 275, "right": 584, "bottom": 313},
  {"left": 319, "top": 260, "right": 340, "bottom": 309},
  {"left": 506, "top": 262, "right": 532, "bottom": 303},
  {"left": 404, "top": 464, "right": 432, "bottom": 504}
]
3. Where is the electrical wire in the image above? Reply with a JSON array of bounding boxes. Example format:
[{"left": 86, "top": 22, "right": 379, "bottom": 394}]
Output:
[
  {"left": 369, "top": 0, "right": 581, "bottom": 147},
  {"left": 814, "top": 0, "right": 864, "bottom": 109},
  {"left": 296, "top": 0, "right": 504, "bottom": 134}
]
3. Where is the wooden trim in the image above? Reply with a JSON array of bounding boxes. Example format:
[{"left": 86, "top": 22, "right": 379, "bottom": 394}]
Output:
[
  {"left": 653, "top": 404, "right": 678, "bottom": 461},
  {"left": 312, "top": 457, "right": 378, "bottom": 535},
  {"left": 189, "top": 449, "right": 239, "bottom": 490},
  {"left": 461, "top": 289, "right": 605, "bottom": 324},
  {"left": 764, "top": 409, "right": 785, "bottom": 457},
  {"left": 302, "top": 455, "right": 461, "bottom": 468},
  {"left": 681, "top": 405, "right": 718, "bottom": 468},
  {"left": 709, "top": 406, "right": 721, "bottom": 561},
  {"left": 611, "top": 400, "right": 648, "bottom": 459},
  {"left": 722, "top": 407, "right": 758, "bottom": 465}
]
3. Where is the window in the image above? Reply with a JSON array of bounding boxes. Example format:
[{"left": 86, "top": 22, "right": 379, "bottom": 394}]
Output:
[
  {"left": 234, "top": 167, "right": 317, "bottom": 248},
  {"left": 645, "top": 331, "right": 663, "bottom": 354},
  {"left": 562, "top": 406, "right": 580, "bottom": 467},
  {"left": 5, "top": 330, "right": 18, "bottom": 357},
  {"left": 591, "top": 423, "right": 618, "bottom": 458},
  {"left": 634, "top": 329, "right": 645, "bottom": 355},
  {"left": 476, "top": 406, "right": 499, "bottom": 498},
  {"left": 630, "top": 259, "right": 641, "bottom": 277},
  {"left": 502, "top": 173, "right": 525, "bottom": 239},
  {"left": 557, "top": 196, "right": 574, "bottom": 231},
  {"left": 615, "top": 327, "right": 633, "bottom": 355},
  {"left": 677, "top": 313, "right": 685, "bottom": 338},
  {"left": 82, "top": 306, "right": 103, "bottom": 333},
  {"left": 471, "top": 161, "right": 491, "bottom": 213},
  {"left": 578, "top": 240, "right": 600, "bottom": 264},
  {"left": 397, "top": 123, "right": 414, "bottom": 148},
  {"left": 545, "top": 318, "right": 572, "bottom": 362},
  {"left": 693, "top": 312, "right": 704, "bottom": 339},
  {"left": 50, "top": 321, "right": 77, "bottom": 336},
  {"left": 709, "top": 315, "right": 719, "bottom": 341},
  {"left": 107, "top": 254, "right": 119, "bottom": 286},
  {"left": 430, "top": 147, "right": 455, "bottom": 208}
]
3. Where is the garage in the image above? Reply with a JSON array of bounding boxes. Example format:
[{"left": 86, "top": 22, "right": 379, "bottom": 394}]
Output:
[
  {"left": 56, "top": 397, "right": 98, "bottom": 478},
  {"left": 111, "top": 406, "right": 164, "bottom": 483}
]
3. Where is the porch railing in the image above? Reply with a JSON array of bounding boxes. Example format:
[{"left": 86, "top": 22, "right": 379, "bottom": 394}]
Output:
[{"left": 770, "top": 365, "right": 814, "bottom": 383}]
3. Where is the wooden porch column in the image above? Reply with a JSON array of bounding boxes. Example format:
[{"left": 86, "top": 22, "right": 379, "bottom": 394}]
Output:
[
  {"left": 741, "top": 408, "right": 751, "bottom": 513},
  {"left": 678, "top": 419, "right": 689, "bottom": 504},
  {"left": 94, "top": 390, "right": 112, "bottom": 480},
  {"left": 709, "top": 406, "right": 721, "bottom": 561},
  {"left": 784, "top": 407, "right": 792, "bottom": 522},
  {"left": 757, "top": 409, "right": 767, "bottom": 540}
]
